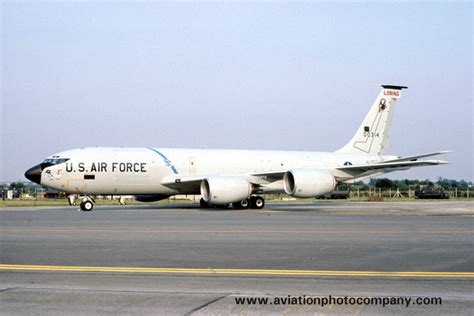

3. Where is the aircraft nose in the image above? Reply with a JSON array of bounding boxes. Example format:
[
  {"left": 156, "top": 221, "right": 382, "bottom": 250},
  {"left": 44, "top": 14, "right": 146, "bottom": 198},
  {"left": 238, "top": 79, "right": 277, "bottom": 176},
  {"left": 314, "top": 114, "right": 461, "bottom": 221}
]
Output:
[{"left": 25, "top": 164, "right": 42, "bottom": 184}]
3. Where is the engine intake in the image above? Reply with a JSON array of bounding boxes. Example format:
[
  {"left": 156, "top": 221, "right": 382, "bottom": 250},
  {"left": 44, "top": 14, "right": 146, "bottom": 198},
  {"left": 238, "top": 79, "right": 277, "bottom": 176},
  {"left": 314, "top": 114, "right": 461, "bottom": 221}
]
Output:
[
  {"left": 283, "top": 169, "right": 336, "bottom": 198},
  {"left": 201, "top": 177, "right": 252, "bottom": 205}
]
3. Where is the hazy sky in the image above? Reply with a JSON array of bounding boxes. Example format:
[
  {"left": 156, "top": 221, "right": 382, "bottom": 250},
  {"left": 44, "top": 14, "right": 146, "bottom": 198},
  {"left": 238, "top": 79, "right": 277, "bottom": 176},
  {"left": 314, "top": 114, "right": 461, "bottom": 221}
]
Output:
[{"left": 1, "top": 2, "right": 472, "bottom": 182}]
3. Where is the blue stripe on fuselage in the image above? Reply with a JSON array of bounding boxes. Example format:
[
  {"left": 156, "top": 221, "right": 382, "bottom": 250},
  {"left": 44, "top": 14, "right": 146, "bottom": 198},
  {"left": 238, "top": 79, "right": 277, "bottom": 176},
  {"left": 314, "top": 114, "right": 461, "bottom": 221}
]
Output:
[{"left": 147, "top": 148, "right": 179, "bottom": 174}]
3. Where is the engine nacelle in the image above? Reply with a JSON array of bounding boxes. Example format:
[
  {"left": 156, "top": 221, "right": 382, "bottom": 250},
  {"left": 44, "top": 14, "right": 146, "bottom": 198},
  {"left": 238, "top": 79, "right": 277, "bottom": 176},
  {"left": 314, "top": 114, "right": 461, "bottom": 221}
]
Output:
[
  {"left": 200, "top": 177, "right": 252, "bottom": 205},
  {"left": 283, "top": 169, "right": 336, "bottom": 198}
]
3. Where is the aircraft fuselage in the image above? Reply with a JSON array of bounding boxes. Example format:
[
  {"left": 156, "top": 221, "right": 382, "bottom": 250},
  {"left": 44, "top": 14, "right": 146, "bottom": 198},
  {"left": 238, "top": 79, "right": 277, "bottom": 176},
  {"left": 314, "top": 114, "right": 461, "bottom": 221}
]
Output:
[{"left": 27, "top": 147, "right": 395, "bottom": 195}]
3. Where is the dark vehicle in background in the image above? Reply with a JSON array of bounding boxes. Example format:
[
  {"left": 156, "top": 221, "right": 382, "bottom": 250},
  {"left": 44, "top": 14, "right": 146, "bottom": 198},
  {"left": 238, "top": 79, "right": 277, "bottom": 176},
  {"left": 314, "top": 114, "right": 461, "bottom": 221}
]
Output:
[
  {"left": 317, "top": 186, "right": 351, "bottom": 199},
  {"left": 44, "top": 189, "right": 65, "bottom": 199},
  {"left": 415, "top": 188, "right": 449, "bottom": 199}
]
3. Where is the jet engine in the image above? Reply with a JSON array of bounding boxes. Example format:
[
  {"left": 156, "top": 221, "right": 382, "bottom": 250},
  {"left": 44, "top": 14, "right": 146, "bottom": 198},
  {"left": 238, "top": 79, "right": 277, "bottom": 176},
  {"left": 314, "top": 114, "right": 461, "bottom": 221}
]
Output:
[
  {"left": 283, "top": 169, "right": 336, "bottom": 198},
  {"left": 200, "top": 177, "right": 252, "bottom": 205}
]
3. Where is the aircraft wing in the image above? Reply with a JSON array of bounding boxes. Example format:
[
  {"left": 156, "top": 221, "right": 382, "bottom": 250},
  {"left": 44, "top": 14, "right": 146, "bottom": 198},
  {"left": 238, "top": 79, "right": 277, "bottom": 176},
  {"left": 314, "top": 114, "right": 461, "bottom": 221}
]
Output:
[
  {"left": 161, "top": 158, "right": 450, "bottom": 191},
  {"left": 160, "top": 171, "right": 286, "bottom": 193},
  {"left": 161, "top": 175, "right": 205, "bottom": 192}
]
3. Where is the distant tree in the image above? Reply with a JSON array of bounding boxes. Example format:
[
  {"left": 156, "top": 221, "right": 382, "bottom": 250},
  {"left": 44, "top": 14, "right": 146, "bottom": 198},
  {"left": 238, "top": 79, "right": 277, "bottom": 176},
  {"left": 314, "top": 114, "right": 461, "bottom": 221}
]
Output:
[
  {"left": 434, "top": 178, "right": 471, "bottom": 189},
  {"left": 420, "top": 179, "right": 434, "bottom": 187},
  {"left": 374, "top": 178, "right": 395, "bottom": 189},
  {"left": 436, "top": 177, "right": 450, "bottom": 189},
  {"left": 395, "top": 180, "right": 409, "bottom": 191},
  {"left": 357, "top": 183, "right": 370, "bottom": 190},
  {"left": 10, "top": 182, "right": 25, "bottom": 189},
  {"left": 458, "top": 180, "right": 469, "bottom": 188}
]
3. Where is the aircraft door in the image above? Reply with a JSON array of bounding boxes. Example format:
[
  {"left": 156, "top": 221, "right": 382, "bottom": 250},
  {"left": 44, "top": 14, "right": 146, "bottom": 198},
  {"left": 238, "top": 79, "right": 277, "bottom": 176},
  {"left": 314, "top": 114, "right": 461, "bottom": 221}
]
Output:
[{"left": 67, "top": 179, "right": 84, "bottom": 194}]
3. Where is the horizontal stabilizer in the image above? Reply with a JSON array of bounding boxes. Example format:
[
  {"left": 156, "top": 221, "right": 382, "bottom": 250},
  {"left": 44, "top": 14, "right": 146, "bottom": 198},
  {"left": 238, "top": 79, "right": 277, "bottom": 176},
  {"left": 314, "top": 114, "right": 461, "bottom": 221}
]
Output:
[
  {"left": 337, "top": 159, "right": 450, "bottom": 173},
  {"left": 383, "top": 151, "right": 452, "bottom": 163}
]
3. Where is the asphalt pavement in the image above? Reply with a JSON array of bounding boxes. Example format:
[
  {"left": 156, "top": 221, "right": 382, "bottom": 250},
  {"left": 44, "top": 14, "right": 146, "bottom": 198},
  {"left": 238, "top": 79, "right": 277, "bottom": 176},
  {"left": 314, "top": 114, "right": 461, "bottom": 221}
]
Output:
[{"left": 1, "top": 201, "right": 473, "bottom": 315}]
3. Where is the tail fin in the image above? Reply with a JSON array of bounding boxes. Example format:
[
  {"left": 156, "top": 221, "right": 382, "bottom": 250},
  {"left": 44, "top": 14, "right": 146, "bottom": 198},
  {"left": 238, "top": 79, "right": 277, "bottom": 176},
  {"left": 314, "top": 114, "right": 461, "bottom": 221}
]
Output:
[{"left": 336, "top": 85, "right": 407, "bottom": 155}]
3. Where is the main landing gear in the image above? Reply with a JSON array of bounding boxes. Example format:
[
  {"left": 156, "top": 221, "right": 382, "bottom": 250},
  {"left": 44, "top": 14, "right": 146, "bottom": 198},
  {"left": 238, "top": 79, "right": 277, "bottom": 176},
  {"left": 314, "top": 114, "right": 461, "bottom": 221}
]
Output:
[
  {"left": 250, "top": 196, "right": 265, "bottom": 209},
  {"left": 200, "top": 196, "right": 265, "bottom": 210},
  {"left": 232, "top": 196, "right": 265, "bottom": 210},
  {"left": 234, "top": 196, "right": 265, "bottom": 209},
  {"left": 68, "top": 194, "right": 93, "bottom": 211}
]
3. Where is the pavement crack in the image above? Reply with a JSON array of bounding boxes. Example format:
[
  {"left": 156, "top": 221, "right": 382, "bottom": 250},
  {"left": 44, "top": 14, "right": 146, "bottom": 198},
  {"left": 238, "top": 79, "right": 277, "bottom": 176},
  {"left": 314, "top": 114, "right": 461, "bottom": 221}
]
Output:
[
  {"left": 0, "top": 287, "right": 20, "bottom": 293},
  {"left": 184, "top": 294, "right": 229, "bottom": 316},
  {"left": 112, "top": 296, "right": 157, "bottom": 312}
]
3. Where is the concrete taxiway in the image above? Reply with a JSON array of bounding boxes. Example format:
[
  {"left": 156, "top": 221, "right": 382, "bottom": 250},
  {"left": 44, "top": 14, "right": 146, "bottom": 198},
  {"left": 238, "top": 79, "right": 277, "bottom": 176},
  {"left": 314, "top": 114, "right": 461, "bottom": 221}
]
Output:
[{"left": 1, "top": 201, "right": 473, "bottom": 314}]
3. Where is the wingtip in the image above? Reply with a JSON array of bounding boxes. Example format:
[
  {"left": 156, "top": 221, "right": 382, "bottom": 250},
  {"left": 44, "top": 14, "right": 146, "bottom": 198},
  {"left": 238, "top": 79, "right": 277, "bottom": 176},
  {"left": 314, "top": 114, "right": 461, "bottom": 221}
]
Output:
[{"left": 434, "top": 160, "right": 451, "bottom": 165}]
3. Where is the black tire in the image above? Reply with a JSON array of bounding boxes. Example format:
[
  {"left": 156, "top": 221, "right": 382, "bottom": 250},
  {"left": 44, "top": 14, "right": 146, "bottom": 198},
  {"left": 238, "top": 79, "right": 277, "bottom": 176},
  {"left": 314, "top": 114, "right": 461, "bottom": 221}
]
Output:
[
  {"left": 234, "top": 199, "right": 249, "bottom": 209},
  {"left": 200, "top": 198, "right": 209, "bottom": 208},
  {"left": 80, "top": 201, "right": 94, "bottom": 212},
  {"left": 250, "top": 196, "right": 265, "bottom": 209}
]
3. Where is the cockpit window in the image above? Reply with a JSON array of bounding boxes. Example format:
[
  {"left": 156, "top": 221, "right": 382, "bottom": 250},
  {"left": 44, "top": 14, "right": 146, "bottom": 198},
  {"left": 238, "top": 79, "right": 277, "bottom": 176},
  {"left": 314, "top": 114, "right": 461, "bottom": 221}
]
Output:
[{"left": 42, "top": 158, "right": 70, "bottom": 167}]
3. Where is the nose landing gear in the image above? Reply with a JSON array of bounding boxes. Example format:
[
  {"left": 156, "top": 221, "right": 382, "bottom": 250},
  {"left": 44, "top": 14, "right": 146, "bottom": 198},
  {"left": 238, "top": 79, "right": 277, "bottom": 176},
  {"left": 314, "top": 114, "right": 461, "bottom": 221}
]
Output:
[
  {"left": 79, "top": 196, "right": 95, "bottom": 211},
  {"left": 67, "top": 195, "right": 77, "bottom": 206},
  {"left": 80, "top": 200, "right": 94, "bottom": 211}
]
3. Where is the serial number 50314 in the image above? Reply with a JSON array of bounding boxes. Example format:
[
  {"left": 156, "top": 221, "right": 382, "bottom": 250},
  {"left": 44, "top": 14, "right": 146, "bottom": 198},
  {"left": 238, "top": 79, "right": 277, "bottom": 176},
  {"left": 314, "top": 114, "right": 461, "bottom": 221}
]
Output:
[{"left": 363, "top": 131, "right": 380, "bottom": 137}]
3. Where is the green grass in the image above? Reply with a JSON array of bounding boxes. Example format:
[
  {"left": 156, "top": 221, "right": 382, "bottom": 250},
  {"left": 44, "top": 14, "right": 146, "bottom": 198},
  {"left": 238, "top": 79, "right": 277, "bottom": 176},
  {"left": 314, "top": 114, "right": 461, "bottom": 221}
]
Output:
[
  {"left": 1, "top": 196, "right": 472, "bottom": 208},
  {"left": 0, "top": 199, "right": 70, "bottom": 207},
  {"left": 0, "top": 198, "right": 197, "bottom": 208}
]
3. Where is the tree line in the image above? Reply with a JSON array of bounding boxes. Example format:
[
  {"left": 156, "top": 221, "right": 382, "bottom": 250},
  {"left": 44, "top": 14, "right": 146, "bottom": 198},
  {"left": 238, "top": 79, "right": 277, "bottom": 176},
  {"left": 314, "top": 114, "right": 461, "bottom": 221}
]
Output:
[
  {"left": 361, "top": 178, "right": 472, "bottom": 190},
  {"left": 4, "top": 178, "right": 473, "bottom": 193}
]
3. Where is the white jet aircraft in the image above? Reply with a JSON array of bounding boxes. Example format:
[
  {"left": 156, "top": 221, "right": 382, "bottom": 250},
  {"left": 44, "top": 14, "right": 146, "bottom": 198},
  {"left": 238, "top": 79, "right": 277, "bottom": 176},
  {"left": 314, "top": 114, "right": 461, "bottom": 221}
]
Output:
[{"left": 25, "top": 85, "right": 449, "bottom": 211}]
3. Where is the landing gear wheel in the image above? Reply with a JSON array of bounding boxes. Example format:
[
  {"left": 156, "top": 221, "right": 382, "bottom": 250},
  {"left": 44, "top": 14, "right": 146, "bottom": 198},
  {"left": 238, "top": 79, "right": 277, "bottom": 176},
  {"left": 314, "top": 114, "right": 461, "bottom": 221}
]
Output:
[
  {"left": 80, "top": 201, "right": 94, "bottom": 212},
  {"left": 234, "top": 199, "right": 249, "bottom": 209},
  {"left": 250, "top": 196, "right": 265, "bottom": 209},
  {"left": 200, "top": 198, "right": 210, "bottom": 208}
]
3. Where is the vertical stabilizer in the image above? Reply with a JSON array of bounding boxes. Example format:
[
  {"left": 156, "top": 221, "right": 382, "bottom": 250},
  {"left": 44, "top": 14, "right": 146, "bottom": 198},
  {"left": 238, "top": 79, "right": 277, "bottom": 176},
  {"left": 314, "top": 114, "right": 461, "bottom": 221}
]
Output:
[{"left": 336, "top": 85, "right": 407, "bottom": 155}]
